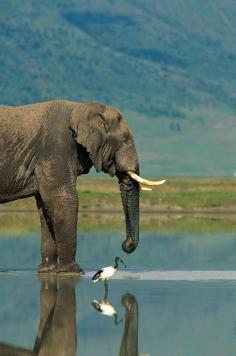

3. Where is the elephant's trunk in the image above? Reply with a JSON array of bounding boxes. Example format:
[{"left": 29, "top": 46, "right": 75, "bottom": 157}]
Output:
[{"left": 118, "top": 174, "right": 139, "bottom": 254}]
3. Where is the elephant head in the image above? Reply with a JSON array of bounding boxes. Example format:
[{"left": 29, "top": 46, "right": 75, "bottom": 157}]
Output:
[{"left": 70, "top": 103, "right": 165, "bottom": 253}]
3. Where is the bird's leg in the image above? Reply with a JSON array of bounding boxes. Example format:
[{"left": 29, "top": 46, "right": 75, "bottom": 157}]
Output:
[
  {"left": 114, "top": 314, "right": 123, "bottom": 326},
  {"left": 104, "top": 280, "right": 108, "bottom": 301}
]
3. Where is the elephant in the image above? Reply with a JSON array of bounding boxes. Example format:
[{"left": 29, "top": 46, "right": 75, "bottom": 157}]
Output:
[{"left": 0, "top": 100, "right": 164, "bottom": 273}]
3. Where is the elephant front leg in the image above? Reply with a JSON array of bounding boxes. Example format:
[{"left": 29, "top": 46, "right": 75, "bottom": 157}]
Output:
[
  {"left": 36, "top": 194, "right": 57, "bottom": 273},
  {"left": 39, "top": 188, "right": 84, "bottom": 275}
]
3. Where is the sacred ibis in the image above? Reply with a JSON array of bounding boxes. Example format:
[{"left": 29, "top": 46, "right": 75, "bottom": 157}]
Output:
[{"left": 92, "top": 256, "right": 126, "bottom": 283}]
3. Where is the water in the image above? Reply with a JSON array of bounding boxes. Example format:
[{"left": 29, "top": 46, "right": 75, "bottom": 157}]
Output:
[
  {"left": 1, "top": 216, "right": 236, "bottom": 355},
  {"left": 1, "top": 275, "right": 236, "bottom": 355},
  {"left": 1, "top": 230, "right": 236, "bottom": 271}
]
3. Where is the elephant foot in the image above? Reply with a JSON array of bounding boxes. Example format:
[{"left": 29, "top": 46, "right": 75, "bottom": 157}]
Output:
[
  {"left": 38, "top": 262, "right": 57, "bottom": 274},
  {"left": 56, "top": 261, "right": 85, "bottom": 275}
]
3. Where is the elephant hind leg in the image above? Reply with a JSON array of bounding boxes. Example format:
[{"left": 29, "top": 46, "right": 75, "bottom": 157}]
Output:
[{"left": 35, "top": 194, "right": 57, "bottom": 273}]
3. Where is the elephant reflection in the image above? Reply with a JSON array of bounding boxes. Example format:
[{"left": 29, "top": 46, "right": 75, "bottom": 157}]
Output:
[
  {"left": 0, "top": 275, "right": 79, "bottom": 356},
  {"left": 119, "top": 294, "right": 139, "bottom": 356},
  {"left": 34, "top": 275, "right": 78, "bottom": 356},
  {"left": 91, "top": 286, "right": 139, "bottom": 356}
]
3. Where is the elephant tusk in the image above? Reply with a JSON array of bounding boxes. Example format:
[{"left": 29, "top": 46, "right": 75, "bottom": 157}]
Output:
[
  {"left": 140, "top": 186, "right": 152, "bottom": 191},
  {"left": 127, "top": 171, "right": 166, "bottom": 186}
]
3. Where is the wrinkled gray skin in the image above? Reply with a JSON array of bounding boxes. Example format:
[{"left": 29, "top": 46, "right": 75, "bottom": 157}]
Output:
[{"left": 0, "top": 100, "right": 139, "bottom": 273}]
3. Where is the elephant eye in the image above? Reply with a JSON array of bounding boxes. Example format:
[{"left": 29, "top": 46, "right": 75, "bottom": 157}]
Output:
[{"left": 120, "top": 137, "right": 127, "bottom": 146}]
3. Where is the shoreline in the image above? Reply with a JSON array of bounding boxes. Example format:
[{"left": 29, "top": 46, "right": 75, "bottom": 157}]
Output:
[
  {"left": 1, "top": 177, "right": 236, "bottom": 221},
  {"left": 1, "top": 208, "right": 236, "bottom": 215}
]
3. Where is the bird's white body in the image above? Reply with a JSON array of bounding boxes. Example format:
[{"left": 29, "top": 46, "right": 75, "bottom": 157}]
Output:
[
  {"left": 92, "top": 257, "right": 126, "bottom": 283},
  {"left": 92, "top": 266, "right": 117, "bottom": 282},
  {"left": 92, "top": 299, "right": 117, "bottom": 316}
]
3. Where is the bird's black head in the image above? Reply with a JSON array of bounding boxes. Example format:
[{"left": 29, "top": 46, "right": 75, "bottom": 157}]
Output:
[{"left": 115, "top": 256, "right": 127, "bottom": 269}]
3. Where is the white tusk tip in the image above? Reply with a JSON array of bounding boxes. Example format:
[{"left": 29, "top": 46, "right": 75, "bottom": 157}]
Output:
[
  {"left": 127, "top": 171, "right": 166, "bottom": 186},
  {"left": 140, "top": 186, "right": 152, "bottom": 191}
]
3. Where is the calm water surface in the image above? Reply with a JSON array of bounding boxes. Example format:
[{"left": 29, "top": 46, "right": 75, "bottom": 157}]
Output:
[{"left": 1, "top": 217, "right": 236, "bottom": 355}]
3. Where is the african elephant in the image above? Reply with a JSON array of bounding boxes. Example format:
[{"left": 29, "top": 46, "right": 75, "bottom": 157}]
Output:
[{"left": 0, "top": 100, "right": 164, "bottom": 273}]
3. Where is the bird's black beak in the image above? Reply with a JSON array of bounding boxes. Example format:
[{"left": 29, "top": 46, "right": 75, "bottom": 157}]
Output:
[{"left": 119, "top": 257, "right": 127, "bottom": 268}]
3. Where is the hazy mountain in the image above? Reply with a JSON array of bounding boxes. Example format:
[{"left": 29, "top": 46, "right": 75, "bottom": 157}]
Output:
[{"left": 0, "top": 0, "right": 236, "bottom": 176}]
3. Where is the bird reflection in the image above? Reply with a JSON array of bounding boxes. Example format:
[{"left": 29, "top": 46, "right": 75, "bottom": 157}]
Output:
[
  {"left": 0, "top": 275, "right": 80, "bottom": 356},
  {"left": 91, "top": 282, "right": 123, "bottom": 325},
  {"left": 91, "top": 284, "right": 139, "bottom": 356}
]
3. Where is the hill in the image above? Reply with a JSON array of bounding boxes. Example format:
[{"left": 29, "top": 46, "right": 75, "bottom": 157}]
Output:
[{"left": 0, "top": 0, "right": 236, "bottom": 175}]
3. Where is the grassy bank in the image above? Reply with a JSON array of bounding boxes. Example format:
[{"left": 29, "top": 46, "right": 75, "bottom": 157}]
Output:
[
  {"left": 0, "top": 212, "right": 236, "bottom": 235},
  {"left": 1, "top": 177, "right": 236, "bottom": 213},
  {"left": 1, "top": 211, "right": 236, "bottom": 234},
  {"left": 1, "top": 177, "right": 236, "bottom": 234}
]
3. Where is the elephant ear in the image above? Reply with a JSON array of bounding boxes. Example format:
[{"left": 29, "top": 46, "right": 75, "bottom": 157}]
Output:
[{"left": 70, "top": 106, "right": 108, "bottom": 172}]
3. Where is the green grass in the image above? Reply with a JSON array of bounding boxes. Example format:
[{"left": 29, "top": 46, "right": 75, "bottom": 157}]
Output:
[
  {"left": 142, "top": 190, "right": 236, "bottom": 210},
  {"left": 1, "top": 177, "right": 236, "bottom": 212},
  {"left": 1, "top": 177, "right": 236, "bottom": 234},
  {"left": 1, "top": 212, "right": 236, "bottom": 235}
]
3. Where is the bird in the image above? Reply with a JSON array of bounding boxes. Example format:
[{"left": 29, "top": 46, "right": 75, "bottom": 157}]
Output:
[{"left": 91, "top": 256, "right": 126, "bottom": 284}]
